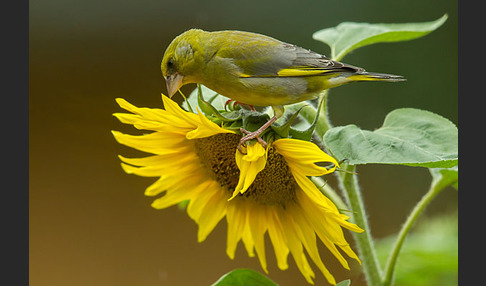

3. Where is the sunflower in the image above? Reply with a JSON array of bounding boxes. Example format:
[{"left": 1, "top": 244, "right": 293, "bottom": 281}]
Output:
[{"left": 112, "top": 94, "right": 364, "bottom": 285}]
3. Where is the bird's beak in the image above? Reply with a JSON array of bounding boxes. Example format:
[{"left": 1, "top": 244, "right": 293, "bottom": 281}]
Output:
[{"left": 165, "top": 73, "right": 184, "bottom": 98}]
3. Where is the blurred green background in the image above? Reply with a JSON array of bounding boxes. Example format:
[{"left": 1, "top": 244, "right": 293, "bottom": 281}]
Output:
[{"left": 29, "top": 0, "right": 457, "bottom": 285}]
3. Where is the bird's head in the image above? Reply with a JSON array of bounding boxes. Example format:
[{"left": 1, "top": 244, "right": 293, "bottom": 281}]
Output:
[{"left": 161, "top": 29, "right": 204, "bottom": 97}]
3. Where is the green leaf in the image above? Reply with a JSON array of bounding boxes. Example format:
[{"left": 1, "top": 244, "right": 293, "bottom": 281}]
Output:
[
  {"left": 313, "top": 14, "right": 448, "bottom": 60},
  {"left": 336, "top": 280, "right": 351, "bottom": 286},
  {"left": 181, "top": 84, "right": 241, "bottom": 123},
  {"left": 210, "top": 269, "right": 278, "bottom": 286},
  {"left": 183, "top": 84, "right": 231, "bottom": 112},
  {"left": 430, "top": 166, "right": 458, "bottom": 191},
  {"left": 289, "top": 93, "right": 326, "bottom": 141},
  {"left": 271, "top": 104, "right": 306, "bottom": 138},
  {"left": 323, "top": 108, "right": 458, "bottom": 167},
  {"left": 196, "top": 84, "right": 218, "bottom": 116},
  {"left": 196, "top": 84, "right": 241, "bottom": 122}
]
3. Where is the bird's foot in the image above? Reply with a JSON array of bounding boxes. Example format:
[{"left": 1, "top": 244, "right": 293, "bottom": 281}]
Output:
[
  {"left": 237, "top": 116, "right": 277, "bottom": 154},
  {"left": 238, "top": 129, "right": 268, "bottom": 154},
  {"left": 225, "top": 99, "right": 256, "bottom": 111}
]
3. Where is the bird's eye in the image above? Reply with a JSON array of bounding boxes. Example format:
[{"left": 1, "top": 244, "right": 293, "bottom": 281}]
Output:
[{"left": 167, "top": 59, "right": 174, "bottom": 69}]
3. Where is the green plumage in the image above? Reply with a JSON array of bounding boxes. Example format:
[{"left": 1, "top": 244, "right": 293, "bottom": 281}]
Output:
[{"left": 161, "top": 28, "right": 404, "bottom": 117}]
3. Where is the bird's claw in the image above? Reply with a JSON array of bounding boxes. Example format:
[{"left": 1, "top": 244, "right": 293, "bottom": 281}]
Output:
[
  {"left": 225, "top": 100, "right": 256, "bottom": 112},
  {"left": 237, "top": 128, "right": 268, "bottom": 154},
  {"left": 236, "top": 115, "right": 278, "bottom": 154}
]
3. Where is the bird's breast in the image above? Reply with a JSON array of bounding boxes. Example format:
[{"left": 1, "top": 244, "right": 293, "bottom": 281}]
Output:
[{"left": 201, "top": 76, "right": 318, "bottom": 107}]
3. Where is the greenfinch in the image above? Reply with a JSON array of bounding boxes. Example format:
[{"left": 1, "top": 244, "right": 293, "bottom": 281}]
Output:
[{"left": 161, "top": 28, "right": 404, "bottom": 151}]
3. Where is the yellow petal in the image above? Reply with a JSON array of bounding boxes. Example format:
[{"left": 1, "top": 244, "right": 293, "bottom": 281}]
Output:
[
  {"left": 225, "top": 207, "right": 244, "bottom": 259},
  {"left": 248, "top": 204, "right": 269, "bottom": 273},
  {"left": 161, "top": 93, "right": 202, "bottom": 126},
  {"left": 338, "top": 244, "right": 362, "bottom": 266},
  {"left": 112, "top": 131, "right": 187, "bottom": 155},
  {"left": 278, "top": 207, "right": 316, "bottom": 284},
  {"left": 113, "top": 113, "right": 143, "bottom": 125},
  {"left": 274, "top": 139, "right": 337, "bottom": 163},
  {"left": 113, "top": 111, "right": 192, "bottom": 133},
  {"left": 226, "top": 200, "right": 254, "bottom": 258},
  {"left": 274, "top": 138, "right": 339, "bottom": 176},
  {"left": 150, "top": 178, "right": 207, "bottom": 210},
  {"left": 144, "top": 172, "right": 205, "bottom": 197},
  {"left": 186, "top": 109, "right": 235, "bottom": 140},
  {"left": 297, "top": 190, "right": 361, "bottom": 267},
  {"left": 196, "top": 190, "right": 229, "bottom": 242},
  {"left": 119, "top": 151, "right": 197, "bottom": 168},
  {"left": 115, "top": 98, "right": 179, "bottom": 125},
  {"left": 231, "top": 143, "right": 266, "bottom": 199},
  {"left": 120, "top": 159, "right": 200, "bottom": 177},
  {"left": 291, "top": 169, "right": 338, "bottom": 211},
  {"left": 267, "top": 208, "right": 289, "bottom": 270},
  {"left": 289, "top": 204, "right": 336, "bottom": 284},
  {"left": 318, "top": 232, "right": 350, "bottom": 270},
  {"left": 185, "top": 181, "right": 228, "bottom": 242}
]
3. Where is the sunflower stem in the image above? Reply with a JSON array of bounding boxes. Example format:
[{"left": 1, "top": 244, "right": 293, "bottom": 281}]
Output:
[
  {"left": 315, "top": 90, "right": 331, "bottom": 138},
  {"left": 381, "top": 176, "right": 447, "bottom": 286},
  {"left": 339, "top": 165, "right": 383, "bottom": 286}
]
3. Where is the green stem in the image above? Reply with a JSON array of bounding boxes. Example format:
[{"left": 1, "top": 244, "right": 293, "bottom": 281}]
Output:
[
  {"left": 315, "top": 90, "right": 331, "bottom": 138},
  {"left": 339, "top": 165, "right": 383, "bottom": 286},
  {"left": 382, "top": 179, "right": 446, "bottom": 286}
]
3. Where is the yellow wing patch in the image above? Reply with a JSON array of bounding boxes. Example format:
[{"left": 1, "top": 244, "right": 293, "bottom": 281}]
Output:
[
  {"left": 238, "top": 68, "right": 335, "bottom": 78},
  {"left": 277, "top": 68, "right": 334, "bottom": 77}
]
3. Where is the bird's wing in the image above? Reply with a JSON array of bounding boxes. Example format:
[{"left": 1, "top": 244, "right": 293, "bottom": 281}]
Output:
[
  {"left": 211, "top": 31, "right": 363, "bottom": 78},
  {"left": 274, "top": 43, "right": 365, "bottom": 77}
]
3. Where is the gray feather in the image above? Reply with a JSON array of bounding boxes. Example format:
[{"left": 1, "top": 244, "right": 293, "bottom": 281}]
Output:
[{"left": 208, "top": 30, "right": 363, "bottom": 77}]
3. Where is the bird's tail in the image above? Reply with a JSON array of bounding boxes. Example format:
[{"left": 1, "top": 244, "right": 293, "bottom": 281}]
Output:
[{"left": 348, "top": 71, "right": 406, "bottom": 82}]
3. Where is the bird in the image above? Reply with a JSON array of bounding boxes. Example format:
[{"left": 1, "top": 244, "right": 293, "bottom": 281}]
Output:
[{"left": 161, "top": 28, "right": 404, "bottom": 153}]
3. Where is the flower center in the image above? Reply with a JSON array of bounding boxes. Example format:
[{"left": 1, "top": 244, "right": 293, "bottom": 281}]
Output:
[{"left": 194, "top": 133, "right": 297, "bottom": 206}]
